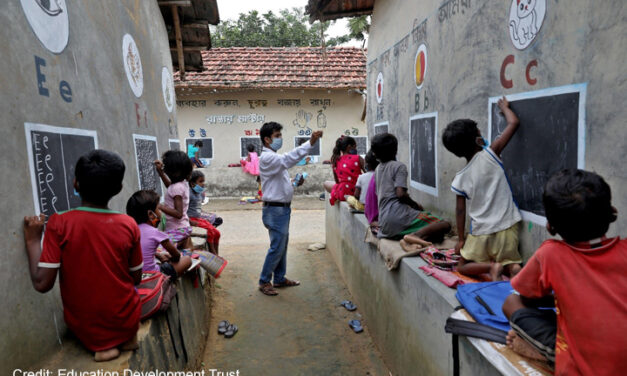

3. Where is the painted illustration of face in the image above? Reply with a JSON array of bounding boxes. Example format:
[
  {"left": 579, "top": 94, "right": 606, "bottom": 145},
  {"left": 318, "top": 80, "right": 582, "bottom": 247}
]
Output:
[{"left": 517, "top": 0, "right": 536, "bottom": 18}]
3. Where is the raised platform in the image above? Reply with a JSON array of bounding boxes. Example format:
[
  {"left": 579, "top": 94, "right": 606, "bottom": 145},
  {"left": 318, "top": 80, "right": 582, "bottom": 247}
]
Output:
[
  {"left": 34, "top": 269, "right": 212, "bottom": 372},
  {"left": 325, "top": 200, "right": 502, "bottom": 376}
]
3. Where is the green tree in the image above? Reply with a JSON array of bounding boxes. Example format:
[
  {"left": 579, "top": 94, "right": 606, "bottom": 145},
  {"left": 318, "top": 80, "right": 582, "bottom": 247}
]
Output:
[{"left": 212, "top": 8, "right": 341, "bottom": 47}]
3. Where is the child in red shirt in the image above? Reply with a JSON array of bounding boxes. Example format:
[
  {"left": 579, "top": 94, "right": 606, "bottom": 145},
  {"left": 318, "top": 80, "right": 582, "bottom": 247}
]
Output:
[
  {"left": 23, "top": 150, "right": 143, "bottom": 362},
  {"left": 502, "top": 169, "right": 627, "bottom": 375}
]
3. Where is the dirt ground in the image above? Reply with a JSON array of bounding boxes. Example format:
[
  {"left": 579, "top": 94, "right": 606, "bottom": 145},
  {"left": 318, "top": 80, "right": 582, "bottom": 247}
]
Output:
[{"left": 201, "top": 196, "right": 389, "bottom": 376}]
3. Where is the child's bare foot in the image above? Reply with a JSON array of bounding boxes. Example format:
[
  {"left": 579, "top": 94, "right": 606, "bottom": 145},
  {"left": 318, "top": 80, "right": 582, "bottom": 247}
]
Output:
[
  {"left": 94, "top": 347, "right": 120, "bottom": 362},
  {"left": 119, "top": 334, "right": 139, "bottom": 351},
  {"left": 400, "top": 239, "right": 422, "bottom": 253},
  {"left": 506, "top": 330, "right": 545, "bottom": 361},
  {"left": 490, "top": 263, "right": 504, "bottom": 281},
  {"left": 403, "top": 234, "right": 432, "bottom": 247},
  {"left": 507, "top": 263, "right": 522, "bottom": 277}
]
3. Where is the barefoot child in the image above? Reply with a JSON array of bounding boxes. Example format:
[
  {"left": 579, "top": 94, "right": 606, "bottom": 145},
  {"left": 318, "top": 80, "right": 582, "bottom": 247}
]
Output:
[
  {"left": 442, "top": 96, "right": 522, "bottom": 280},
  {"left": 155, "top": 151, "right": 193, "bottom": 250},
  {"left": 23, "top": 150, "right": 142, "bottom": 361},
  {"left": 188, "top": 170, "right": 221, "bottom": 254},
  {"left": 502, "top": 170, "right": 627, "bottom": 375},
  {"left": 371, "top": 133, "right": 451, "bottom": 242},
  {"left": 126, "top": 190, "right": 192, "bottom": 277}
]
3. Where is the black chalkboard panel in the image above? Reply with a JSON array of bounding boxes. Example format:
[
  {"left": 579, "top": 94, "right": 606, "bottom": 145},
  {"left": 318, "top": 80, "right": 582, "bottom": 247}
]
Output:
[
  {"left": 169, "top": 139, "right": 180, "bottom": 151},
  {"left": 294, "top": 136, "right": 321, "bottom": 156},
  {"left": 489, "top": 85, "right": 585, "bottom": 221},
  {"left": 409, "top": 114, "right": 438, "bottom": 195},
  {"left": 240, "top": 137, "right": 263, "bottom": 158},
  {"left": 133, "top": 135, "right": 162, "bottom": 197},
  {"left": 354, "top": 136, "right": 368, "bottom": 156},
  {"left": 25, "top": 123, "right": 97, "bottom": 216},
  {"left": 374, "top": 123, "right": 388, "bottom": 135},
  {"left": 185, "top": 138, "right": 213, "bottom": 159}
]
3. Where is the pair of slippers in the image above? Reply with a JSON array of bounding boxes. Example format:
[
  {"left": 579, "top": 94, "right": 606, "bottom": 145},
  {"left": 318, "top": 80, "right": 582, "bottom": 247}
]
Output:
[
  {"left": 308, "top": 242, "right": 326, "bottom": 252},
  {"left": 340, "top": 301, "right": 363, "bottom": 333},
  {"left": 218, "top": 320, "right": 238, "bottom": 338}
]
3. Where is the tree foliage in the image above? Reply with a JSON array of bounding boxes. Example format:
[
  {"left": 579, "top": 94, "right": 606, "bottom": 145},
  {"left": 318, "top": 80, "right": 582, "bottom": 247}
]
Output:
[{"left": 211, "top": 8, "right": 369, "bottom": 48}]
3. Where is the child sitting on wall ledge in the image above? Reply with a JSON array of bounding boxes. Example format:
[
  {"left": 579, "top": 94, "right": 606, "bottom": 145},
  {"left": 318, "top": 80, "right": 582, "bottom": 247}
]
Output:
[
  {"left": 502, "top": 169, "right": 627, "bottom": 375},
  {"left": 443, "top": 96, "right": 522, "bottom": 281},
  {"left": 370, "top": 133, "right": 451, "bottom": 242},
  {"left": 23, "top": 150, "right": 142, "bottom": 362}
]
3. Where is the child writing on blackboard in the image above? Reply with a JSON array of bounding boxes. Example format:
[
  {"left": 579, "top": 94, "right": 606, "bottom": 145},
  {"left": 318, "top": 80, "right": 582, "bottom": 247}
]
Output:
[
  {"left": 241, "top": 143, "right": 260, "bottom": 176},
  {"left": 188, "top": 170, "right": 221, "bottom": 254},
  {"left": 502, "top": 169, "right": 626, "bottom": 374},
  {"left": 23, "top": 150, "right": 142, "bottom": 362},
  {"left": 371, "top": 133, "right": 451, "bottom": 241},
  {"left": 442, "top": 96, "right": 522, "bottom": 281},
  {"left": 126, "top": 190, "right": 192, "bottom": 278},
  {"left": 154, "top": 151, "right": 193, "bottom": 250},
  {"left": 188, "top": 140, "right": 204, "bottom": 168}
]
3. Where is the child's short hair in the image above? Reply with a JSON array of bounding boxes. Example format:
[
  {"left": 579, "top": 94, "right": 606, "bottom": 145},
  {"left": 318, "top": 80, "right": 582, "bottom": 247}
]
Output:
[
  {"left": 442, "top": 119, "right": 479, "bottom": 158},
  {"left": 190, "top": 170, "right": 205, "bottom": 184},
  {"left": 259, "top": 122, "right": 283, "bottom": 144},
  {"left": 162, "top": 150, "right": 193, "bottom": 183},
  {"left": 543, "top": 169, "right": 615, "bottom": 242},
  {"left": 75, "top": 150, "right": 125, "bottom": 205},
  {"left": 371, "top": 133, "right": 397, "bottom": 162},
  {"left": 194, "top": 141, "right": 203, "bottom": 147},
  {"left": 247, "top": 143, "right": 256, "bottom": 153},
  {"left": 365, "top": 149, "right": 379, "bottom": 171},
  {"left": 126, "top": 190, "right": 160, "bottom": 224}
]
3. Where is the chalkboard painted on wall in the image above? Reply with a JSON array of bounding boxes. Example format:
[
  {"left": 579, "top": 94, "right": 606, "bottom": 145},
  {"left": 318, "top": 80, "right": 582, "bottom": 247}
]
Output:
[
  {"left": 240, "top": 137, "right": 263, "bottom": 158},
  {"left": 353, "top": 136, "right": 369, "bottom": 156},
  {"left": 409, "top": 113, "right": 438, "bottom": 196},
  {"left": 168, "top": 139, "right": 180, "bottom": 151},
  {"left": 25, "top": 123, "right": 98, "bottom": 216},
  {"left": 294, "top": 137, "right": 321, "bottom": 156},
  {"left": 185, "top": 138, "right": 213, "bottom": 159},
  {"left": 133, "top": 134, "right": 163, "bottom": 197},
  {"left": 488, "top": 84, "right": 586, "bottom": 225},
  {"left": 374, "top": 122, "right": 389, "bottom": 135}
]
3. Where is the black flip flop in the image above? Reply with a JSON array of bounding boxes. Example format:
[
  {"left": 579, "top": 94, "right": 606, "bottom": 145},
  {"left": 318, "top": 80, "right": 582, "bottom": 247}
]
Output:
[
  {"left": 224, "top": 324, "right": 238, "bottom": 338},
  {"left": 340, "top": 300, "right": 357, "bottom": 311},
  {"left": 349, "top": 319, "right": 363, "bottom": 333},
  {"left": 218, "top": 320, "right": 230, "bottom": 335}
]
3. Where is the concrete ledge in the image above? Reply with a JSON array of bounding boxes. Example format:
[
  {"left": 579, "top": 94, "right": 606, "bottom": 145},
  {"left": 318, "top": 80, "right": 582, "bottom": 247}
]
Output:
[
  {"left": 325, "top": 200, "right": 502, "bottom": 376},
  {"left": 199, "top": 163, "right": 333, "bottom": 197},
  {"left": 36, "top": 270, "right": 212, "bottom": 372}
]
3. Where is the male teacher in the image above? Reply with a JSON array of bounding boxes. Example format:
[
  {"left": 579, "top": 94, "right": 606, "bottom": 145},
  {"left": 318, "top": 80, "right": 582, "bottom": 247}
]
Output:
[{"left": 258, "top": 121, "right": 322, "bottom": 296}]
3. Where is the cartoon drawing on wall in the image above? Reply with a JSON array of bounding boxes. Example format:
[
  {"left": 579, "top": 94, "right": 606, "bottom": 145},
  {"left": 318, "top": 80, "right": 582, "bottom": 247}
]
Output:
[
  {"left": 316, "top": 110, "right": 327, "bottom": 128},
  {"left": 293, "top": 109, "right": 312, "bottom": 128},
  {"left": 20, "top": 0, "right": 69, "bottom": 53},
  {"left": 414, "top": 44, "right": 428, "bottom": 89},
  {"left": 375, "top": 72, "right": 384, "bottom": 104},
  {"left": 123, "top": 34, "right": 143, "bottom": 97},
  {"left": 509, "top": 0, "right": 546, "bottom": 50},
  {"left": 162, "top": 67, "right": 175, "bottom": 113}
]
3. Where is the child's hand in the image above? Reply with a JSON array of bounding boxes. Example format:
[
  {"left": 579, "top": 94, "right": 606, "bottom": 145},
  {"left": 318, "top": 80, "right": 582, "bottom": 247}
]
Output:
[
  {"left": 497, "top": 96, "right": 510, "bottom": 113},
  {"left": 154, "top": 160, "right": 164, "bottom": 171},
  {"left": 156, "top": 251, "right": 171, "bottom": 262},
  {"left": 24, "top": 214, "right": 46, "bottom": 244}
]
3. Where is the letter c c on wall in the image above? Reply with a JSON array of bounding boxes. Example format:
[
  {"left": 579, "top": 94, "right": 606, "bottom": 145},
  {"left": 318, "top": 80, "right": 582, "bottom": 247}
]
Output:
[
  {"left": 500, "top": 55, "right": 515, "bottom": 89},
  {"left": 526, "top": 59, "right": 538, "bottom": 85}
]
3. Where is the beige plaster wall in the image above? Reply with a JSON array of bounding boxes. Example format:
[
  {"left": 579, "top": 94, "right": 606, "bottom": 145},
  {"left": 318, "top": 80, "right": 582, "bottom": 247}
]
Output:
[{"left": 175, "top": 89, "right": 366, "bottom": 166}]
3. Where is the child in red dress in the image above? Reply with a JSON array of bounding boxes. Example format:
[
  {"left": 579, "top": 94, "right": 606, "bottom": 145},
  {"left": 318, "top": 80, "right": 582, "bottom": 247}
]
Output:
[
  {"left": 23, "top": 150, "right": 142, "bottom": 362},
  {"left": 323, "top": 136, "right": 364, "bottom": 205}
]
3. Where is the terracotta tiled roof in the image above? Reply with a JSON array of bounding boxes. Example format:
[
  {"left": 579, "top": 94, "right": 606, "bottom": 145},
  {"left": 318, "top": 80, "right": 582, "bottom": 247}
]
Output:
[{"left": 174, "top": 47, "right": 366, "bottom": 90}]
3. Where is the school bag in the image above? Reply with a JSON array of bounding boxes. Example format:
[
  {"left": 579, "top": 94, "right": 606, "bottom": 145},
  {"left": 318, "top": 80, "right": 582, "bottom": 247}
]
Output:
[
  {"left": 455, "top": 281, "right": 514, "bottom": 332},
  {"left": 138, "top": 271, "right": 177, "bottom": 320}
]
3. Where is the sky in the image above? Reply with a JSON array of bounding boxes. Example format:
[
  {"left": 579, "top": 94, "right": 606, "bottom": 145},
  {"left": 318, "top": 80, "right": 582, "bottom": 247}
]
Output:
[{"left": 216, "top": 0, "right": 362, "bottom": 47}]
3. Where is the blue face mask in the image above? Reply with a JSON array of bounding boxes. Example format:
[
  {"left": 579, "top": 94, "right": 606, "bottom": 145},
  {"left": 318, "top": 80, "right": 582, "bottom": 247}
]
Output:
[
  {"left": 348, "top": 149, "right": 358, "bottom": 155},
  {"left": 270, "top": 137, "right": 283, "bottom": 151},
  {"left": 477, "top": 136, "right": 490, "bottom": 148},
  {"left": 192, "top": 184, "right": 205, "bottom": 194}
]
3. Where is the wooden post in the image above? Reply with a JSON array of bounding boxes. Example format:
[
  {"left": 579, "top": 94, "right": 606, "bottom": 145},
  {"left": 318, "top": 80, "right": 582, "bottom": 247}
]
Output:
[{"left": 172, "top": 5, "right": 185, "bottom": 81}]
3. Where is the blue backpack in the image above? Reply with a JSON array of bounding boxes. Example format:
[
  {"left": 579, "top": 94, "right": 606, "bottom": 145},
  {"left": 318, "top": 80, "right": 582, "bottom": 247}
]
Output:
[{"left": 455, "top": 281, "right": 515, "bottom": 332}]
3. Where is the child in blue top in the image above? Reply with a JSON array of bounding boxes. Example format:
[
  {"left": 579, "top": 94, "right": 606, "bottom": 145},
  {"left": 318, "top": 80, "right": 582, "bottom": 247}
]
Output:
[{"left": 442, "top": 96, "right": 522, "bottom": 281}]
